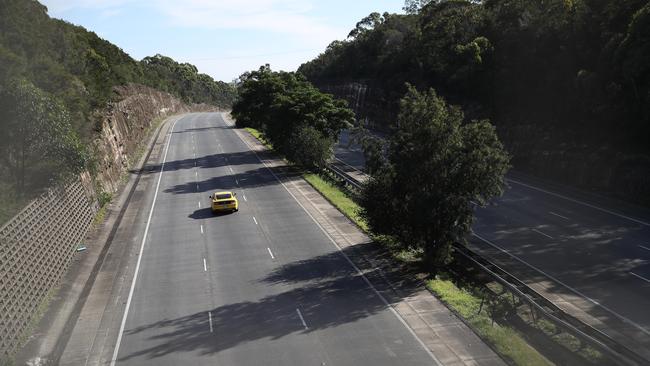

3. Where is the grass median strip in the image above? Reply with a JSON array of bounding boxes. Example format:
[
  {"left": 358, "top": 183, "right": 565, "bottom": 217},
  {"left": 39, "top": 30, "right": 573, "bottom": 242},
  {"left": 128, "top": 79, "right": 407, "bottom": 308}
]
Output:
[
  {"left": 428, "top": 274, "right": 552, "bottom": 366},
  {"left": 245, "top": 127, "right": 272, "bottom": 149},
  {"left": 243, "top": 126, "right": 555, "bottom": 366},
  {"left": 302, "top": 173, "right": 368, "bottom": 232}
]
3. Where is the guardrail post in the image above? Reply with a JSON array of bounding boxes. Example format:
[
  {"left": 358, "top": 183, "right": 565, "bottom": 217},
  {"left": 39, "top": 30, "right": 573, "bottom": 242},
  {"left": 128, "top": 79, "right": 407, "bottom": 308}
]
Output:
[{"left": 478, "top": 291, "right": 486, "bottom": 315}]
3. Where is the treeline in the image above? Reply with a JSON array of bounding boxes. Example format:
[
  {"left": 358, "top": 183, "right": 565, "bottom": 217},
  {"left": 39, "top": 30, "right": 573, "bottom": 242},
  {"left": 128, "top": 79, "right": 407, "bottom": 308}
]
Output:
[
  {"left": 233, "top": 66, "right": 510, "bottom": 265},
  {"left": 233, "top": 65, "right": 354, "bottom": 170},
  {"left": 1, "top": 0, "right": 236, "bottom": 140},
  {"left": 299, "top": 0, "right": 650, "bottom": 204},
  {"left": 0, "top": 0, "right": 236, "bottom": 222}
]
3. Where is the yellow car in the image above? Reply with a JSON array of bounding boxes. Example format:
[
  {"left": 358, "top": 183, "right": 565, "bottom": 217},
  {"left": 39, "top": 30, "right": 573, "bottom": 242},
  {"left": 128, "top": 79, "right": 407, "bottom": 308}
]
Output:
[{"left": 210, "top": 191, "right": 239, "bottom": 213}]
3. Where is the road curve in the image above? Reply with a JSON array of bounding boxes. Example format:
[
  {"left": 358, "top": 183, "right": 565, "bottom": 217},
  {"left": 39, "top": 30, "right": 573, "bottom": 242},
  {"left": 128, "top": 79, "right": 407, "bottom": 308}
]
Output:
[{"left": 112, "top": 113, "right": 435, "bottom": 365}]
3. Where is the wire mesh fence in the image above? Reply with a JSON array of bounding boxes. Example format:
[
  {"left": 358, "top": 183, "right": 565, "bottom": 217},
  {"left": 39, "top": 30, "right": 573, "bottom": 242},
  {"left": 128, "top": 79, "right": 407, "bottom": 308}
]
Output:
[{"left": 0, "top": 179, "right": 97, "bottom": 358}]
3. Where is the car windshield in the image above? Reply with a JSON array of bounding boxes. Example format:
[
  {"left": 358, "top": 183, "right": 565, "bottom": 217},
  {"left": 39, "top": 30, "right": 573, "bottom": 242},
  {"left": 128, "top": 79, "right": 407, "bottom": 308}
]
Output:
[{"left": 215, "top": 194, "right": 231, "bottom": 200}]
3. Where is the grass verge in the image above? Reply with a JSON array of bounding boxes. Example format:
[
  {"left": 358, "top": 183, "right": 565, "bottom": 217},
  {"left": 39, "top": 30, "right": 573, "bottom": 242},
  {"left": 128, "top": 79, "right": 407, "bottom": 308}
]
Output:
[
  {"left": 245, "top": 127, "right": 273, "bottom": 150},
  {"left": 428, "top": 274, "right": 552, "bottom": 366},
  {"left": 302, "top": 172, "right": 368, "bottom": 232}
]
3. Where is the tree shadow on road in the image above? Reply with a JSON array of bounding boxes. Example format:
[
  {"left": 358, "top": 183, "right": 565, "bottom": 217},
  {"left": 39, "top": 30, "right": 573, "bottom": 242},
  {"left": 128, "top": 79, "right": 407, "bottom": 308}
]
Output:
[
  {"left": 132, "top": 150, "right": 262, "bottom": 175},
  {"left": 118, "top": 242, "right": 424, "bottom": 362},
  {"left": 163, "top": 165, "right": 302, "bottom": 195}
]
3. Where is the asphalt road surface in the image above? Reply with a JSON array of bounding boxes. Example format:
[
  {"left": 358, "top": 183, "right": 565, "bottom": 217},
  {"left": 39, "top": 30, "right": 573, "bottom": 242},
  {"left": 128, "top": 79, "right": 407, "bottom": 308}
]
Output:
[
  {"left": 111, "top": 113, "right": 435, "bottom": 366},
  {"left": 335, "top": 129, "right": 650, "bottom": 355}
]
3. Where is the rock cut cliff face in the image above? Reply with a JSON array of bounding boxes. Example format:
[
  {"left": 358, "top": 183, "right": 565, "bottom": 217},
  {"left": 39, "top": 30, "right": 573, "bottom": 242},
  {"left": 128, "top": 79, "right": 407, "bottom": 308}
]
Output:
[{"left": 92, "top": 83, "right": 216, "bottom": 194}]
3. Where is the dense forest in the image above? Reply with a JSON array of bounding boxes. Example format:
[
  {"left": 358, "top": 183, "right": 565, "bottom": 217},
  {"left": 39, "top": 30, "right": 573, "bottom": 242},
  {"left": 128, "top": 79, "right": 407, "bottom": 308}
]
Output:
[
  {"left": 299, "top": 0, "right": 650, "bottom": 205},
  {"left": 0, "top": 0, "right": 237, "bottom": 222}
]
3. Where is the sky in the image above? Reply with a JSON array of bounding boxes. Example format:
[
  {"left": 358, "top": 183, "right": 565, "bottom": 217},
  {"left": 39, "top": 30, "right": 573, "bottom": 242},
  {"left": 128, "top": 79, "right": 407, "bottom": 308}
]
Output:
[{"left": 40, "top": 0, "right": 404, "bottom": 82}]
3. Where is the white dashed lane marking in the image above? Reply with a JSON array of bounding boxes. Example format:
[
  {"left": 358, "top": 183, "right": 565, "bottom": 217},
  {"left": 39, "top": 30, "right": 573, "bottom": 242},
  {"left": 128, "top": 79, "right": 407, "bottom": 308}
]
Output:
[
  {"left": 630, "top": 272, "right": 650, "bottom": 283},
  {"left": 532, "top": 228, "right": 553, "bottom": 239},
  {"left": 208, "top": 312, "right": 213, "bottom": 333},
  {"left": 549, "top": 211, "right": 569, "bottom": 220},
  {"left": 296, "top": 308, "right": 308, "bottom": 330}
]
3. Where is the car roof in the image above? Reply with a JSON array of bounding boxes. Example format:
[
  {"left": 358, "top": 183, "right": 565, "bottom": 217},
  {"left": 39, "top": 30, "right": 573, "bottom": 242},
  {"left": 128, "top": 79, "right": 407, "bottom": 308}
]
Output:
[{"left": 214, "top": 191, "right": 233, "bottom": 196}]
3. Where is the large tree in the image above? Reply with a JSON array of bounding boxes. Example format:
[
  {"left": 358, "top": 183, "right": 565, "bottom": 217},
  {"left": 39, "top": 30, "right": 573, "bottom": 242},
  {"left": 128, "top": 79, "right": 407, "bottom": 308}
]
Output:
[
  {"left": 232, "top": 66, "right": 355, "bottom": 169},
  {"left": 0, "top": 79, "right": 87, "bottom": 196},
  {"left": 360, "top": 85, "right": 510, "bottom": 265}
]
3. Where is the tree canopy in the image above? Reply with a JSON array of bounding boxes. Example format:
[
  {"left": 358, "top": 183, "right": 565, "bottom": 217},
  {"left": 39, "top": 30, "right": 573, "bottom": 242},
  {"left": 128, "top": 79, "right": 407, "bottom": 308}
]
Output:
[
  {"left": 299, "top": 0, "right": 650, "bottom": 205},
  {"left": 0, "top": 0, "right": 237, "bottom": 222},
  {"left": 0, "top": 0, "right": 236, "bottom": 140},
  {"left": 232, "top": 66, "right": 355, "bottom": 170},
  {"left": 0, "top": 79, "right": 87, "bottom": 197},
  {"left": 360, "top": 85, "right": 510, "bottom": 265}
]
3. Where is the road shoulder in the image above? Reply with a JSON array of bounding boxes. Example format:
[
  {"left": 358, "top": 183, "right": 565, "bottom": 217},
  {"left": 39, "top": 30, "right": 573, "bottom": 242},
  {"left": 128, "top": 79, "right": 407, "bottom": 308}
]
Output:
[{"left": 16, "top": 114, "right": 183, "bottom": 366}]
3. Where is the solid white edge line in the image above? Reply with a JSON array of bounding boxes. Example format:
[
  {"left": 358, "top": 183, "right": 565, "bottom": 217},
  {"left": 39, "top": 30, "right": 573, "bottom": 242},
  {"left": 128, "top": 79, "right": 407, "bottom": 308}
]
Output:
[
  {"left": 630, "top": 272, "right": 650, "bottom": 283},
  {"left": 267, "top": 247, "right": 275, "bottom": 259},
  {"left": 203, "top": 258, "right": 207, "bottom": 272},
  {"left": 507, "top": 178, "right": 650, "bottom": 227},
  {"left": 230, "top": 116, "right": 443, "bottom": 366},
  {"left": 549, "top": 211, "right": 569, "bottom": 220},
  {"left": 472, "top": 232, "right": 650, "bottom": 336},
  {"left": 208, "top": 311, "right": 213, "bottom": 333},
  {"left": 253, "top": 216, "right": 258, "bottom": 225},
  {"left": 110, "top": 116, "right": 180, "bottom": 366},
  {"left": 296, "top": 308, "right": 308, "bottom": 330},
  {"left": 531, "top": 228, "right": 553, "bottom": 239}
]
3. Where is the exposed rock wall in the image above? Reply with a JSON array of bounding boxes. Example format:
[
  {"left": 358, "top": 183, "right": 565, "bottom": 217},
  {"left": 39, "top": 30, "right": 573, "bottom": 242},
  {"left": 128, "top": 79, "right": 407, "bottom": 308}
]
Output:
[{"left": 93, "top": 84, "right": 215, "bottom": 194}]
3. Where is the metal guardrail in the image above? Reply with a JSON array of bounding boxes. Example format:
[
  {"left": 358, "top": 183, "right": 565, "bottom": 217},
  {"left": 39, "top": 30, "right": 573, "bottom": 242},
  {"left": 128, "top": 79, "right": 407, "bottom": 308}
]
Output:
[
  {"left": 325, "top": 161, "right": 647, "bottom": 366},
  {"left": 326, "top": 161, "right": 363, "bottom": 190},
  {"left": 453, "top": 243, "right": 646, "bottom": 366}
]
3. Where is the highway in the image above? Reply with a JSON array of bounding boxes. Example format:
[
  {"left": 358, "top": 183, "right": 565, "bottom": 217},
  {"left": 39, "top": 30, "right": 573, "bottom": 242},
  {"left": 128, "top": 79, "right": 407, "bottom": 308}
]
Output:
[
  {"left": 110, "top": 113, "right": 436, "bottom": 365},
  {"left": 335, "top": 129, "right": 650, "bottom": 357}
]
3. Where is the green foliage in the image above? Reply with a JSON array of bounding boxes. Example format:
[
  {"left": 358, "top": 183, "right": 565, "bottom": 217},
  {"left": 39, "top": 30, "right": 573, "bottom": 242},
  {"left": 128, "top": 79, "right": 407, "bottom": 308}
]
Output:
[
  {"left": 141, "top": 54, "right": 236, "bottom": 107},
  {"left": 427, "top": 275, "right": 553, "bottom": 366},
  {"left": 0, "top": 79, "right": 87, "bottom": 197},
  {"left": 98, "top": 191, "right": 112, "bottom": 208},
  {"left": 0, "top": 0, "right": 237, "bottom": 221},
  {"left": 300, "top": 0, "right": 650, "bottom": 203},
  {"left": 287, "top": 126, "right": 333, "bottom": 170},
  {"left": 233, "top": 66, "right": 354, "bottom": 169},
  {"left": 0, "top": 0, "right": 236, "bottom": 141},
  {"left": 351, "top": 126, "right": 386, "bottom": 175},
  {"left": 360, "top": 86, "right": 510, "bottom": 265},
  {"left": 302, "top": 173, "right": 369, "bottom": 232}
]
